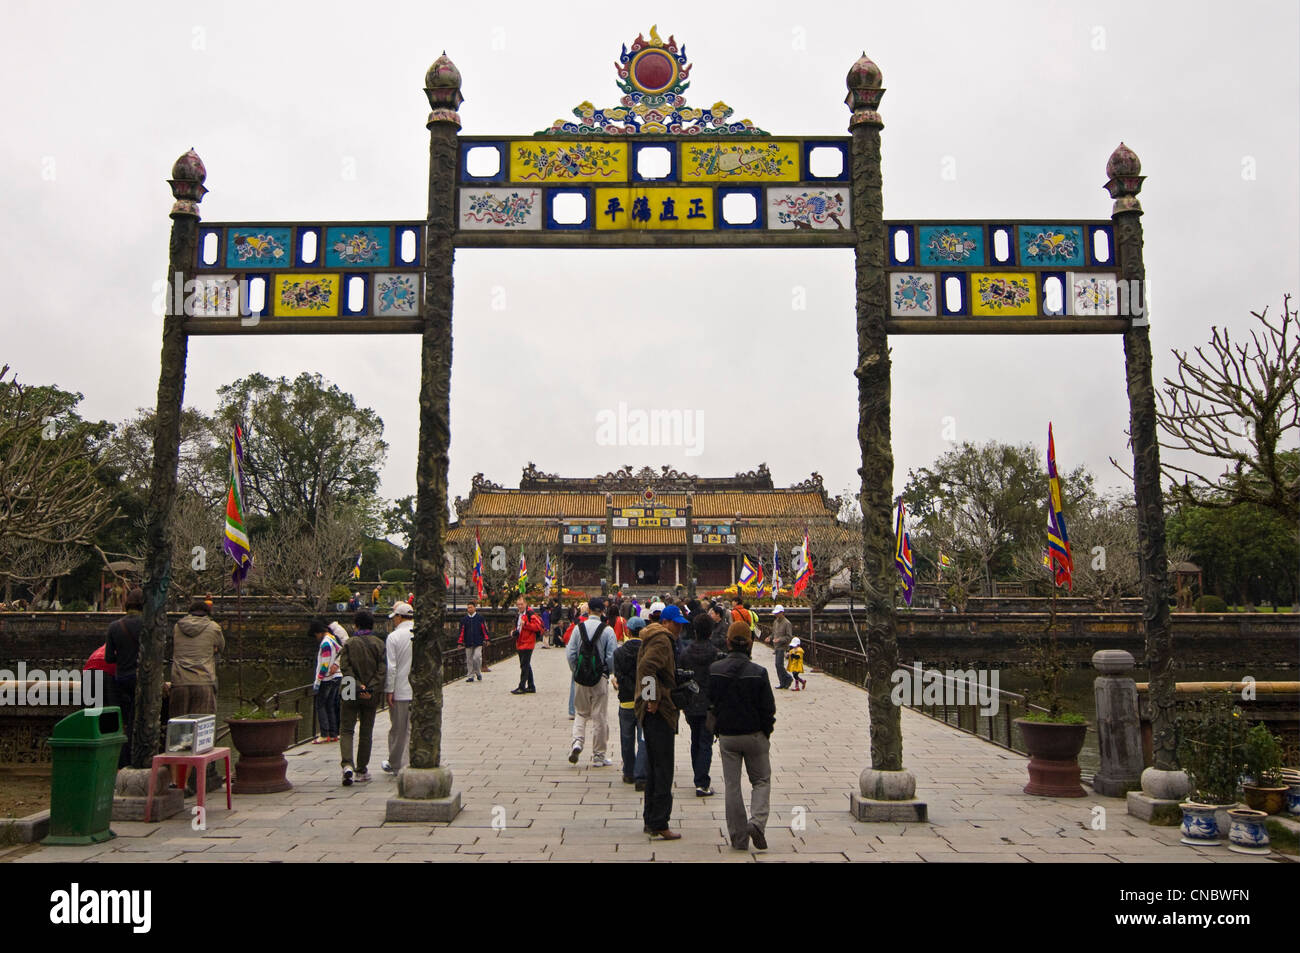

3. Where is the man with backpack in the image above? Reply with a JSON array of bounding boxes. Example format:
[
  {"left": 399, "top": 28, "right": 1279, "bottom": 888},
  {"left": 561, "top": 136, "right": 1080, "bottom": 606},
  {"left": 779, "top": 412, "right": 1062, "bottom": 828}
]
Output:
[{"left": 565, "top": 597, "right": 617, "bottom": 767}]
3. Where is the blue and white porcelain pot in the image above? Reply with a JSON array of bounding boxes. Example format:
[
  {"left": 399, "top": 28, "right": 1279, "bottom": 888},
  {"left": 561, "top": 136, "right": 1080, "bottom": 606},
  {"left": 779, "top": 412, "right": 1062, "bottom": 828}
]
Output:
[
  {"left": 1226, "top": 808, "right": 1271, "bottom": 855},
  {"left": 1178, "top": 802, "right": 1222, "bottom": 846}
]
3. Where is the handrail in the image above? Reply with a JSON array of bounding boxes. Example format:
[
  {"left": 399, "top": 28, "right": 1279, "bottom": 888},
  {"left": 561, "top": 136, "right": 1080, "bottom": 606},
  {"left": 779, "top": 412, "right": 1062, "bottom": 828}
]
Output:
[{"left": 800, "top": 637, "right": 1052, "bottom": 756}]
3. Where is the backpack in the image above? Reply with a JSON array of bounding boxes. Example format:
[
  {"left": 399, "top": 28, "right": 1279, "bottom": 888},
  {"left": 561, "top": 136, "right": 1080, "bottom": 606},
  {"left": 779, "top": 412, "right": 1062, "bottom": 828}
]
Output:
[
  {"left": 738, "top": 606, "right": 761, "bottom": 641},
  {"left": 573, "top": 621, "right": 608, "bottom": 686}
]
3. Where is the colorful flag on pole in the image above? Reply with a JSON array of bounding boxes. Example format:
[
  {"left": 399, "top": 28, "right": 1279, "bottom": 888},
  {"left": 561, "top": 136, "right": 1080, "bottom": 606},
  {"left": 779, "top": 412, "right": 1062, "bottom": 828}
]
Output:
[
  {"left": 223, "top": 426, "right": 252, "bottom": 586},
  {"left": 544, "top": 552, "right": 555, "bottom": 598},
  {"left": 894, "top": 498, "right": 914, "bottom": 606},
  {"left": 1046, "top": 422, "right": 1074, "bottom": 590},
  {"left": 738, "top": 555, "right": 758, "bottom": 587},
  {"left": 472, "top": 529, "right": 485, "bottom": 601},
  {"left": 755, "top": 556, "right": 768, "bottom": 599},
  {"left": 517, "top": 546, "right": 528, "bottom": 594},
  {"left": 771, "top": 542, "right": 782, "bottom": 594},
  {"left": 791, "top": 530, "right": 813, "bottom": 597},
  {"left": 351, "top": 551, "right": 363, "bottom": 580}
]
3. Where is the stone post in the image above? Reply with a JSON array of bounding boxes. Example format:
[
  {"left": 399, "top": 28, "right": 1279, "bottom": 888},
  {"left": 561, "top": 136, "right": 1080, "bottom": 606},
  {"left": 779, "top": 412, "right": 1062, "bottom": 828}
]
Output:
[
  {"left": 115, "top": 149, "right": 207, "bottom": 821},
  {"left": 845, "top": 53, "right": 925, "bottom": 823},
  {"left": 388, "top": 53, "right": 463, "bottom": 822},
  {"left": 1107, "top": 143, "right": 1188, "bottom": 815},
  {"left": 1091, "top": 650, "right": 1144, "bottom": 796}
]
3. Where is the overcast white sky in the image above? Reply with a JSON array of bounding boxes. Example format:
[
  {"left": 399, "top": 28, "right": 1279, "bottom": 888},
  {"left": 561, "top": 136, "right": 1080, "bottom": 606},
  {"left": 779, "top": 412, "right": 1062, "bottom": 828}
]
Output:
[{"left": 2, "top": 0, "right": 1297, "bottom": 511}]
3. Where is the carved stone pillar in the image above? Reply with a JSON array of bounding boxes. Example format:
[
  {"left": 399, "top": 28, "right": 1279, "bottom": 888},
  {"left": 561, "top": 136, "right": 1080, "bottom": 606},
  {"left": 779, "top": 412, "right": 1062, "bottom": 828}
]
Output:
[
  {"left": 389, "top": 52, "right": 463, "bottom": 822},
  {"left": 845, "top": 53, "right": 925, "bottom": 822},
  {"left": 1107, "top": 142, "right": 1189, "bottom": 814}
]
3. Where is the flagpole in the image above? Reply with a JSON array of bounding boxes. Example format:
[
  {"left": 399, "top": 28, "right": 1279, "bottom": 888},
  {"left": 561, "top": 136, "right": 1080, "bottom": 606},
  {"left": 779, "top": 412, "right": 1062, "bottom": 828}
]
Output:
[{"left": 236, "top": 574, "right": 244, "bottom": 706}]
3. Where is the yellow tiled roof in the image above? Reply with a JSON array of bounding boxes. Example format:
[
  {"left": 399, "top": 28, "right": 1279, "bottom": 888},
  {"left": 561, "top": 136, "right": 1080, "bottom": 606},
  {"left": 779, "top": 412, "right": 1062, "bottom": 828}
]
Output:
[{"left": 459, "top": 489, "right": 832, "bottom": 520}]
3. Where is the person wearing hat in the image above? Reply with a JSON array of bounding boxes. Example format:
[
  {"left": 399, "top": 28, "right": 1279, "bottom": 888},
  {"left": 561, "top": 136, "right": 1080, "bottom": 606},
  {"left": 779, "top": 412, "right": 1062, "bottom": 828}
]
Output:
[
  {"left": 768, "top": 605, "right": 794, "bottom": 690},
  {"left": 338, "top": 609, "right": 386, "bottom": 785},
  {"left": 611, "top": 614, "right": 648, "bottom": 789},
  {"left": 566, "top": 596, "right": 617, "bottom": 766},
  {"left": 310, "top": 619, "right": 344, "bottom": 744},
  {"left": 383, "top": 602, "right": 414, "bottom": 773},
  {"left": 786, "top": 637, "right": 806, "bottom": 691},
  {"left": 636, "top": 603, "right": 690, "bottom": 840},
  {"left": 708, "top": 621, "right": 776, "bottom": 850}
]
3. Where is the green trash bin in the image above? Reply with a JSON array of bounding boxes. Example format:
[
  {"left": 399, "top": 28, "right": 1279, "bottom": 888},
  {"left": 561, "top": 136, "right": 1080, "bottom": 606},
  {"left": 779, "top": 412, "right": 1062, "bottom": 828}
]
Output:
[{"left": 43, "top": 707, "right": 126, "bottom": 846}]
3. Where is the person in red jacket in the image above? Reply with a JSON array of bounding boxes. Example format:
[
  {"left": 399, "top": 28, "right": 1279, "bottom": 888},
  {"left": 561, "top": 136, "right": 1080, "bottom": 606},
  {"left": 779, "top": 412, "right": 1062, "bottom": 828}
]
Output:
[{"left": 510, "top": 595, "right": 544, "bottom": 695}]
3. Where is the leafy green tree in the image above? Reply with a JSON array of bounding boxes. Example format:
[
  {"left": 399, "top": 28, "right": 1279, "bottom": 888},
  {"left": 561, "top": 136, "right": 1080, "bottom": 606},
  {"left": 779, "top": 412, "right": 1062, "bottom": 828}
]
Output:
[
  {"left": 1168, "top": 502, "right": 1299, "bottom": 607},
  {"left": 902, "top": 440, "right": 1094, "bottom": 596},
  {"left": 212, "top": 372, "right": 388, "bottom": 526}
]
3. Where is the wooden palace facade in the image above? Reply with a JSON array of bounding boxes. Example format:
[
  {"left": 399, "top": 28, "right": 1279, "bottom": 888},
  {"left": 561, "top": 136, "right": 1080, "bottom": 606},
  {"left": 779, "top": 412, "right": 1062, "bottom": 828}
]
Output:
[{"left": 446, "top": 463, "right": 843, "bottom": 596}]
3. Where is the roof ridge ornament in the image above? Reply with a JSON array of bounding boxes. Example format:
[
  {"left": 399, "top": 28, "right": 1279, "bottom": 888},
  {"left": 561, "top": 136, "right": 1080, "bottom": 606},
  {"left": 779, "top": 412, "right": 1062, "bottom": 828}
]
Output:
[{"left": 539, "top": 26, "right": 767, "bottom": 136}]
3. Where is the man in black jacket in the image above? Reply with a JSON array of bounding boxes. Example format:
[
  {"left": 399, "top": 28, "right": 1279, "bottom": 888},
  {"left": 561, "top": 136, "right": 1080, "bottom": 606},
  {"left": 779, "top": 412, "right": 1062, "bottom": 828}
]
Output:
[
  {"left": 708, "top": 621, "right": 776, "bottom": 850},
  {"left": 682, "top": 621, "right": 723, "bottom": 797}
]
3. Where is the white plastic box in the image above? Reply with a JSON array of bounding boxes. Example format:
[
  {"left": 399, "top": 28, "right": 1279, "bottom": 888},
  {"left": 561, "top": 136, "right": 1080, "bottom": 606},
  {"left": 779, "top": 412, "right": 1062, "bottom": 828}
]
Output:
[{"left": 166, "top": 715, "right": 215, "bottom": 754}]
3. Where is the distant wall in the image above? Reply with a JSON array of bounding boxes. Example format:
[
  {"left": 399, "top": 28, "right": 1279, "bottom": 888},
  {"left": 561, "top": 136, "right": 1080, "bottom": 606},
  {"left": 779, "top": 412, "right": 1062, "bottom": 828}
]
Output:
[{"left": 4, "top": 608, "right": 1296, "bottom": 668}]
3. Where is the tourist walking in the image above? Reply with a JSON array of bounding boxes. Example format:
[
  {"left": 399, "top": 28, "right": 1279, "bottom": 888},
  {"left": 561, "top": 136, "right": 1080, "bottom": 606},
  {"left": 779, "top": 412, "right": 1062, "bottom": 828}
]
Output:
[
  {"left": 511, "top": 595, "right": 542, "bottom": 694},
  {"left": 768, "top": 605, "right": 794, "bottom": 690},
  {"left": 310, "top": 619, "right": 343, "bottom": 744},
  {"left": 611, "top": 614, "right": 648, "bottom": 790},
  {"left": 709, "top": 621, "right": 776, "bottom": 850},
  {"left": 681, "top": 618, "right": 724, "bottom": 797},
  {"left": 383, "top": 602, "right": 413, "bottom": 773},
  {"left": 566, "top": 597, "right": 617, "bottom": 766},
  {"left": 104, "top": 587, "right": 144, "bottom": 767},
  {"left": 458, "top": 600, "right": 489, "bottom": 683},
  {"left": 708, "top": 602, "right": 731, "bottom": 653},
  {"left": 339, "top": 609, "right": 386, "bottom": 786},
  {"left": 786, "top": 637, "right": 806, "bottom": 690},
  {"left": 636, "top": 604, "right": 687, "bottom": 840}
]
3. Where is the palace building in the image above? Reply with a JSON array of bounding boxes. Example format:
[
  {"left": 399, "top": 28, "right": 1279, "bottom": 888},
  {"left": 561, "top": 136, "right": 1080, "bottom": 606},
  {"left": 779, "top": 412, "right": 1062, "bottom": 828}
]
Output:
[{"left": 446, "top": 463, "right": 846, "bottom": 595}]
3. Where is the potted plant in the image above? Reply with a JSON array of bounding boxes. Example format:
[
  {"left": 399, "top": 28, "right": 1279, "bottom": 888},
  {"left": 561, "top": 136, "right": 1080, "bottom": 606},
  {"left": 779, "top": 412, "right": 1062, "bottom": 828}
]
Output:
[
  {"left": 224, "top": 702, "right": 302, "bottom": 795},
  {"left": 1013, "top": 600, "right": 1088, "bottom": 797},
  {"left": 1241, "top": 722, "right": 1288, "bottom": 814},
  {"left": 1176, "top": 692, "right": 1245, "bottom": 846}
]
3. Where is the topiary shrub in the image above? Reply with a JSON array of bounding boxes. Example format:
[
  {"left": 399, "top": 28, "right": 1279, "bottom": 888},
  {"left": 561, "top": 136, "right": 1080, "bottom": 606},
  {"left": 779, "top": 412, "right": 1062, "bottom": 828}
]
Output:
[
  {"left": 328, "top": 584, "right": 353, "bottom": 604},
  {"left": 382, "top": 569, "right": 414, "bottom": 583},
  {"left": 1194, "top": 594, "right": 1228, "bottom": 613}
]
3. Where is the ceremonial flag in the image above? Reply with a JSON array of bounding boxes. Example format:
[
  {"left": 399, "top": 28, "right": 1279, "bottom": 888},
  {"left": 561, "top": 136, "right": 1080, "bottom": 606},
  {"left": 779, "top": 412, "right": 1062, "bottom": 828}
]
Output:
[
  {"left": 223, "top": 426, "right": 252, "bottom": 586},
  {"left": 472, "top": 529, "right": 485, "bottom": 601},
  {"left": 351, "top": 551, "right": 363, "bottom": 580},
  {"left": 791, "top": 530, "right": 813, "bottom": 597},
  {"left": 738, "top": 555, "right": 759, "bottom": 587},
  {"left": 755, "top": 557, "right": 767, "bottom": 599},
  {"left": 518, "top": 546, "right": 528, "bottom": 594},
  {"left": 544, "top": 552, "right": 555, "bottom": 598},
  {"left": 771, "top": 542, "right": 782, "bottom": 595},
  {"left": 894, "top": 498, "right": 914, "bottom": 606},
  {"left": 1046, "top": 423, "right": 1074, "bottom": 590}
]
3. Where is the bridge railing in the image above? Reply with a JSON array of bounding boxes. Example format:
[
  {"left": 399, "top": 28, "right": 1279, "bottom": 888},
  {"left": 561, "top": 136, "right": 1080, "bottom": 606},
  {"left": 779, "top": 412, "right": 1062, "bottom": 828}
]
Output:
[
  {"left": 802, "top": 639, "right": 1049, "bottom": 756},
  {"left": 217, "top": 635, "right": 521, "bottom": 749}
]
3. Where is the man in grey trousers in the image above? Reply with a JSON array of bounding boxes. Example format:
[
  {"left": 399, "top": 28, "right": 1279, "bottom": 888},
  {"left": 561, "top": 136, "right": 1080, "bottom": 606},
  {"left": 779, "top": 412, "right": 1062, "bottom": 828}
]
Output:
[{"left": 708, "top": 622, "right": 777, "bottom": 850}]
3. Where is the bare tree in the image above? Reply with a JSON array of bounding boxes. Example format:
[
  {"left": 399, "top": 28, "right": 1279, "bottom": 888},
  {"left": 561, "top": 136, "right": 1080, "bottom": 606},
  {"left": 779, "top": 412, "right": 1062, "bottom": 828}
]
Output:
[
  {"left": 0, "top": 536, "right": 87, "bottom": 605},
  {"left": 252, "top": 506, "right": 366, "bottom": 612},
  {"left": 1157, "top": 294, "right": 1300, "bottom": 524},
  {"left": 0, "top": 364, "right": 117, "bottom": 550}
]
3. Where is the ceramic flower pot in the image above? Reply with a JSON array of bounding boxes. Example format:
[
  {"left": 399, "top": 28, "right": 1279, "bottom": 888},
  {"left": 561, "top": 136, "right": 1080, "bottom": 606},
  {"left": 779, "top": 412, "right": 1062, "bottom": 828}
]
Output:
[
  {"left": 1178, "top": 802, "right": 1222, "bottom": 846},
  {"left": 225, "top": 715, "right": 302, "bottom": 795},
  {"left": 1226, "top": 808, "right": 1271, "bottom": 855},
  {"left": 1241, "top": 783, "right": 1289, "bottom": 815},
  {"left": 1014, "top": 719, "right": 1088, "bottom": 797},
  {"left": 1286, "top": 780, "right": 1300, "bottom": 817}
]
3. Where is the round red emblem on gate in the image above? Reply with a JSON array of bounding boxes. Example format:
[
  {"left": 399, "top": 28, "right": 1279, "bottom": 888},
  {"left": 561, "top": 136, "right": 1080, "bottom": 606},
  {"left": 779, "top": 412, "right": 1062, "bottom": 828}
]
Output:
[{"left": 629, "top": 48, "right": 677, "bottom": 94}]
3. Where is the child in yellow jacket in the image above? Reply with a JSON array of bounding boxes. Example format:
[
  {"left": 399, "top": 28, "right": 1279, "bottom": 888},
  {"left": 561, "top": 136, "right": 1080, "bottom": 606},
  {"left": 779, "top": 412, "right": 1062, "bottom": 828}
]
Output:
[{"left": 786, "top": 638, "right": 806, "bottom": 691}]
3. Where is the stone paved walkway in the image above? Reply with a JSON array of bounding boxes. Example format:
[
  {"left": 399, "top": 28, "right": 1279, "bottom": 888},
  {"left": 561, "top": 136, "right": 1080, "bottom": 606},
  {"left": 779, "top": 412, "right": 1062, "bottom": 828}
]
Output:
[{"left": 4, "top": 644, "right": 1286, "bottom": 863}]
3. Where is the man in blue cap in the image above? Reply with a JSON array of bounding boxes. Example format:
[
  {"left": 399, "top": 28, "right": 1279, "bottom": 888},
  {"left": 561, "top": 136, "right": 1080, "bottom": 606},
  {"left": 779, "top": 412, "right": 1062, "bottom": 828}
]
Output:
[{"left": 635, "top": 603, "right": 689, "bottom": 840}]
